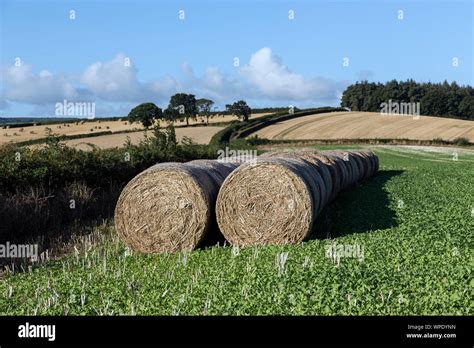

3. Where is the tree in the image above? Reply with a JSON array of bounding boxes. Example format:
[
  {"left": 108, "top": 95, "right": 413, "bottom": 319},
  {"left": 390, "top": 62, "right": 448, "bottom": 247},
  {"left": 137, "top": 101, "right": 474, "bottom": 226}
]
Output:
[
  {"left": 167, "top": 93, "right": 197, "bottom": 125},
  {"left": 420, "top": 89, "right": 449, "bottom": 116},
  {"left": 128, "top": 103, "right": 162, "bottom": 129},
  {"left": 163, "top": 106, "right": 179, "bottom": 123},
  {"left": 340, "top": 79, "right": 473, "bottom": 120},
  {"left": 458, "top": 96, "right": 474, "bottom": 120},
  {"left": 196, "top": 98, "right": 214, "bottom": 125},
  {"left": 224, "top": 104, "right": 232, "bottom": 115},
  {"left": 227, "top": 100, "right": 251, "bottom": 121}
]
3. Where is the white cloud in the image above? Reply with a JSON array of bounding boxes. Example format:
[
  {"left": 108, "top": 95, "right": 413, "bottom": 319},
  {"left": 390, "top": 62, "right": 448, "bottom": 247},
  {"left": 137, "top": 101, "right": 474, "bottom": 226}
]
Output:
[
  {"left": 1, "top": 48, "right": 346, "bottom": 115},
  {"left": 81, "top": 53, "right": 182, "bottom": 104},
  {"left": 2, "top": 63, "right": 88, "bottom": 105},
  {"left": 240, "top": 47, "right": 344, "bottom": 102},
  {"left": 81, "top": 53, "right": 144, "bottom": 102},
  {"left": 146, "top": 76, "right": 180, "bottom": 100},
  {"left": 180, "top": 66, "right": 246, "bottom": 103}
]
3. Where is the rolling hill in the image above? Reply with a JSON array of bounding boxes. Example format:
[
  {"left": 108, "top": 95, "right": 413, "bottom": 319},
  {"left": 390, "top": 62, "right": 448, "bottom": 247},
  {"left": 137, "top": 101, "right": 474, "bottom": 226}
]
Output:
[{"left": 253, "top": 112, "right": 474, "bottom": 142}]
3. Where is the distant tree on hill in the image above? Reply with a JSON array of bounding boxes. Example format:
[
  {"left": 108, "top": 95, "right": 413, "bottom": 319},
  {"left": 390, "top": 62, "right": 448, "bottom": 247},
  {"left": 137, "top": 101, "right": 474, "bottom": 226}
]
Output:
[
  {"left": 166, "top": 93, "right": 197, "bottom": 125},
  {"left": 340, "top": 80, "right": 473, "bottom": 120},
  {"left": 196, "top": 98, "right": 214, "bottom": 125},
  {"left": 163, "top": 106, "right": 179, "bottom": 123},
  {"left": 127, "top": 103, "right": 162, "bottom": 129},
  {"left": 458, "top": 95, "right": 474, "bottom": 117},
  {"left": 226, "top": 100, "right": 251, "bottom": 122},
  {"left": 420, "top": 89, "right": 449, "bottom": 116}
]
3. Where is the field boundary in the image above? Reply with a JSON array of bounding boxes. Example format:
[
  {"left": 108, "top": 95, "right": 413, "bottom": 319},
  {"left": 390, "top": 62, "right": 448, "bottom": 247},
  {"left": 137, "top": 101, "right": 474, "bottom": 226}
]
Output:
[
  {"left": 232, "top": 107, "right": 347, "bottom": 140},
  {"left": 254, "top": 137, "right": 474, "bottom": 148}
]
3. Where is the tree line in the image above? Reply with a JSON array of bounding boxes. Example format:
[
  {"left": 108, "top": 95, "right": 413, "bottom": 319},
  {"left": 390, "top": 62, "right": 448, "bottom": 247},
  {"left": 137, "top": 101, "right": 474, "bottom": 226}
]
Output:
[
  {"left": 340, "top": 80, "right": 474, "bottom": 120},
  {"left": 128, "top": 93, "right": 252, "bottom": 128}
]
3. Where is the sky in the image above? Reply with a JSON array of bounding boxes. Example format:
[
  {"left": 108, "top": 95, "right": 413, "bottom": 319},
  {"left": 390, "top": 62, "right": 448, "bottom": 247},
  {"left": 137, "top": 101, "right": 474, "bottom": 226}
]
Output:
[{"left": 0, "top": 0, "right": 472, "bottom": 117}]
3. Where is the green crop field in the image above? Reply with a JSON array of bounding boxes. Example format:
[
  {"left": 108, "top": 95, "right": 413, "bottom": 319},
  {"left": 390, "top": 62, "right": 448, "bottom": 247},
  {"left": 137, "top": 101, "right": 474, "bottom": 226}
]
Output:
[{"left": 0, "top": 146, "right": 472, "bottom": 315}]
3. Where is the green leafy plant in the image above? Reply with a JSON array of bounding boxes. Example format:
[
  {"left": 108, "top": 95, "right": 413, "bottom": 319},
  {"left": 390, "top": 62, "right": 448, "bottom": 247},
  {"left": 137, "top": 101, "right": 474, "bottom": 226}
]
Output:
[{"left": 0, "top": 147, "right": 471, "bottom": 315}]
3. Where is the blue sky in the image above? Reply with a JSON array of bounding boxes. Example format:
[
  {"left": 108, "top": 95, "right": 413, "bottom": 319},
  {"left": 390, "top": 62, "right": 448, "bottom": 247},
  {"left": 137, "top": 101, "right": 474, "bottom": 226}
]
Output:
[{"left": 0, "top": 0, "right": 472, "bottom": 117}]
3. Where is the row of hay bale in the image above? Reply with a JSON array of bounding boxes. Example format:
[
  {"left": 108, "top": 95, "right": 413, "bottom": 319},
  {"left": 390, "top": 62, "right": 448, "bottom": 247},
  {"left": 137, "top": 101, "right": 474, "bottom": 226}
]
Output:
[
  {"left": 216, "top": 150, "right": 378, "bottom": 247},
  {"left": 114, "top": 150, "right": 378, "bottom": 253}
]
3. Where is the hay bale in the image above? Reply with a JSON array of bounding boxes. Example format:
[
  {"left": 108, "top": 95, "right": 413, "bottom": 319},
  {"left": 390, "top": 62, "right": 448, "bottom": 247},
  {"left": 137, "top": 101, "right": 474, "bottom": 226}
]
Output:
[
  {"left": 216, "top": 157, "right": 325, "bottom": 246},
  {"left": 260, "top": 150, "right": 333, "bottom": 206},
  {"left": 320, "top": 151, "right": 359, "bottom": 189},
  {"left": 368, "top": 150, "right": 379, "bottom": 173},
  {"left": 282, "top": 151, "right": 342, "bottom": 200},
  {"left": 349, "top": 152, "right": 364, "bottom": 182},
  {"left": 353, "top": 151, "right": 373, "bottom": 180},
  {"left": 115, "top": 160, "right": 237, "bottom": 253},
  {"left": 317, "top": 151, "right": 350, "bottom": 190},
  {"left": 322, "top": 150, "right": 378, "bottom": 184},
  {"left": 316, "top": 153, "right": 347, "bottom": 196},
  {"left": 343, "top": 150, "right": 378, "bottom": 179}
]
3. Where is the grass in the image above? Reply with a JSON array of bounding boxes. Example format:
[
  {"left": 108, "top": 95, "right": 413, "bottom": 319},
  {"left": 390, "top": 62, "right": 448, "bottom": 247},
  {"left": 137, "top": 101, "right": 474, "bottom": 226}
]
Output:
[{"left": 0, "top": 146, "right": 472, "bottom": 315}]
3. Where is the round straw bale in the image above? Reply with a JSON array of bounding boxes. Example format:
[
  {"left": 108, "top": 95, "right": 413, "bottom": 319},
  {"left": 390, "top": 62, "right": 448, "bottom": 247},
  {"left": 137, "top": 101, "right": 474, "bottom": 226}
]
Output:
[
  {"left": 305, "top": 152, "right": 342, "bottom": 200},
  {"left": 356, "top": 150, "right": 378, "bottom": 177},
  {"left": 325, "top": 150, "right": 378, "bottom": 182},
  {"left": 317, "top": 153, "right": 348, "bottom": 192},
  {"left": 115, "top": 160, "right": 237, "bottom": 253},
  {"left": 286, "top": 151, "right": 333, "bottom": 205},
  {"left": 216, "top": 157, "right": 325, "bottom": 246},
  {"left": 350, "top": 152, "right": 365, "bottom": 182},
  {"left": 364, "top": 150, "right": 377, "bottom": 175},
  {"left": 351, "top": 151, "right": 370, "bottom": 180},
  {"left": 347, "top": 153, "right": 361, "bottom": 184},
  {"left": 260, "top": 150, "right": 332, "bottom": 207},
  {"left": 368, "top": 150, "right": 379, "bottom": 173},
  {"left": 321, "top": 151, "right": 355, "bottom": 189},
  {"left": 363, "top": 151, "right": 375, "bottom": 177},
  {"left": 323, "top": 153, "right": 347, "bottom": 194}
]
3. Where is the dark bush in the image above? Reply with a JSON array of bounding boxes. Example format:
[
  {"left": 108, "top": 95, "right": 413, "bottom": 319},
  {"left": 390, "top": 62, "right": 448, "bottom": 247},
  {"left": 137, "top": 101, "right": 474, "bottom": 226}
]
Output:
[{"left": 453, "top": 137, "right": 470, "bottom": 146}]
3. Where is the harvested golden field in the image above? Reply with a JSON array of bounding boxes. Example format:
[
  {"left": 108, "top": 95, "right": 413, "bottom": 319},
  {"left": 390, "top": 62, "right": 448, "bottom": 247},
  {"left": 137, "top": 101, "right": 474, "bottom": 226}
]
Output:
[
  {"left": 0, "top": 113, "right": 268, "bottom": 146},
  {"left": 64, "top": 126, "right": 224, "bottom": 150},
  {"left": 254, "top": 112, "right": 474, "bottom": 142}
]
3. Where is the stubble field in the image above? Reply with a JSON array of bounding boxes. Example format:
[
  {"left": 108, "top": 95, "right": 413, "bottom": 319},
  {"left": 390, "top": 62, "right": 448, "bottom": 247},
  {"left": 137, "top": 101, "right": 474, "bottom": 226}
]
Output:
[
  {"left": 254, "top": 112, "right": 474, "bottom": 142},
  {"left": 0, "top": 113, "right": 269, "bottom": 146}
]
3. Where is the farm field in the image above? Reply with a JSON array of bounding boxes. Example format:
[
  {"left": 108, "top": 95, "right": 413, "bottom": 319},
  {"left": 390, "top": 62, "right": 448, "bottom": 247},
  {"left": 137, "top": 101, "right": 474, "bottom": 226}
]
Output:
[
  {"left": 0, "top": 145, "right": 472, "bottom": 315},
  {"left": 254, "top": 112, "right": 474, "bottom": 142},
  {"left": 0, "top": 113, "right": 268, "bottom": 146},
  {"left": 64, "top": 126, "right": 224, "bottom": 150}
]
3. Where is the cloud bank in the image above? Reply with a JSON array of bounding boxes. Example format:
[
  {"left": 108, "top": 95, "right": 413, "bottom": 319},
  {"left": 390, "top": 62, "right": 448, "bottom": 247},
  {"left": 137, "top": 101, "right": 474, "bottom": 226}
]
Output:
[{"left": 1, "top": 48, "right": 347, "bottom": 116}]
